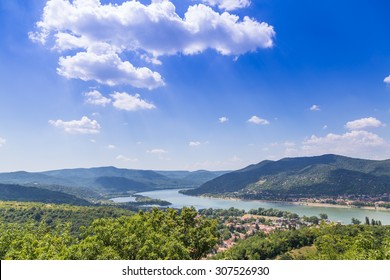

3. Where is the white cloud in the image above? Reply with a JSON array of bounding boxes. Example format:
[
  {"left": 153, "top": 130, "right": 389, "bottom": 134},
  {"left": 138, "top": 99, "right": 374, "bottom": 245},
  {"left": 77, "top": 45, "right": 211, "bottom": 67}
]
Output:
[
  {"left": 189, "top": 141, "right": 201, "bottom": 147},
  {"left": 116, "top": 154, "right": 138, "bottom": 162},
  {"left": 300, "top": 130, "right": 386, "bottom": 158},
  {"left": 140, "top": 54, "right": 162, "bottom": 65},
  {"left": 0, "top": 137, "right": 6, "bottom": 147},
  {"left": 147, "top": 149, "right": 168, "bottom": 154},
  {"left": 111, "top": 92, "right": 155, "bottom": 111},
  {"left": 219, "top": 116, "right": 229, "bottom": 123},
  {"left": 107, "top": 144, "right": 116, "bottom": 149},
  {"left": 201, "top": 0, "right": 251, "bottom": 11},
  {"left": 58, "top": 51, "right": 164, "bottom": 89},
  {"left": 345, "top": 117, "right": 383, "bottom": 130},
  {"left": 310, "top": 105, "right": 320, "bottom": 111},
  {"left": 83, "top": 90, "right": 111, "bottom": 106},
  {"left": 248, "top": 115, "right": 270, "bottom": 125},
  {"left": 30, "top": 0, "right": 274, "bottom": 88},
  {"left": 384, "top": 75, "right": 390, "bottom": 84},
  {"left": 49, "top": 116, "right": 101, "bottom": 134},
  {"left": 84, "top": 90, "right": 156, "bottom": 112}
]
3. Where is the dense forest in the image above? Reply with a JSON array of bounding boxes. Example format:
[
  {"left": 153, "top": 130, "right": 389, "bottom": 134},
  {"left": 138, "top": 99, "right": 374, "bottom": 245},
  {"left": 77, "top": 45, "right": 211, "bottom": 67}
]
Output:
[
  {"left": 184, "top": 154, "right": 390, "bottom": 199},
  {"left": 0, "top": 183, "right": 91, "bottom": 205},
  {"left": 0, "top": 204, "right": 218, "bottom": 260},
  {"left": 0, "top": 201, "right": 136, "bottom": 234},
  {"left": 1, "top": 201, "right": 389, "bottom": 260}
]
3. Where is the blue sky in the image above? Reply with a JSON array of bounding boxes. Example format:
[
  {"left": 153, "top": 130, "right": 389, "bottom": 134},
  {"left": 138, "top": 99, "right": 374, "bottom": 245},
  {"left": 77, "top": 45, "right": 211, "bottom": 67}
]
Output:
[{"left": 1, "top": 0, "right": 390, "bottom": 172}]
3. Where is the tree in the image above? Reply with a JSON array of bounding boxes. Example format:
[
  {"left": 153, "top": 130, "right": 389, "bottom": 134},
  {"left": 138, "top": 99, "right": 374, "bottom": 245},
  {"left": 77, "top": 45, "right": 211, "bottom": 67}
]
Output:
[
  {"left": 319, "top": 213, "right": 328, "bottom": 220},
  {"left": 351, "top": 218, "right": 361, "bottom": 225},
  {"left": 0, "top": 207, "right": 219, "bottom": 260}
]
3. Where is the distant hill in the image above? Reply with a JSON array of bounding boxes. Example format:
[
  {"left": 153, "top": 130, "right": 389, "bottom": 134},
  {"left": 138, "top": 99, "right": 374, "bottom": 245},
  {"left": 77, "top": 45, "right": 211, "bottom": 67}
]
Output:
[
  {"left": 156, "top": 170, "right": 230, "bottom": 186},
  {"left": 94, "top": 176, "right": 155, "bottom": 192},
  {"left": 0, "top": 183, "right": 91, "bottom": 205},
  {"left": 183, "top": 154, "right": 390, "bottom": 199},
  {"left": 0, "top": 167, "right": 228, "bottom": 201}
]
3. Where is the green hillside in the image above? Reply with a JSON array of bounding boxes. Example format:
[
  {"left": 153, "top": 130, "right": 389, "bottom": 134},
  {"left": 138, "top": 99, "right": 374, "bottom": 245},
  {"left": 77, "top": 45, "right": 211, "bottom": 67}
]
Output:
[
  {"left": 0, "top": 167, "right": 227, "bottom": 200},
  {"left": 0, "top": 183, "right": 91, "bottom": 206},
  {"left": 183, "top": 154, "right": 390, "bottom": 199},
  {"left": 94, "top": 176, "right": 155, "bottom": 192}
]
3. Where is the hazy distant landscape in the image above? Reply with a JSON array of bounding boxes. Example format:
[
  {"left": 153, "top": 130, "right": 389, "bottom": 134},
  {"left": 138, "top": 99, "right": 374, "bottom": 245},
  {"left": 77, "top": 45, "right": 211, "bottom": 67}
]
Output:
[
  {"left": 0, "top": 167, "right": 228, "bottom": 202},
  {"left": 1, "top": 154, "right": 389, "bottom": 209},
  {"left": 1, "top": 0, "right": 390, "bottom": 262},
  {"left": 1, "top": 154, "right": 390, "bottom": 260}
]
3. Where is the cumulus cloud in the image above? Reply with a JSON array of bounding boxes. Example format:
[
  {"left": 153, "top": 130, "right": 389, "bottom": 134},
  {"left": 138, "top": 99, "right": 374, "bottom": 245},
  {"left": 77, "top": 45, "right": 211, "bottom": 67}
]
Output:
[
  {"left": 345, "top": 117, "right": 383, "bottom": 130},
  {"left": 247, "top": 115, "right": 270, "bottom": 125},
  {"left": 201, "top": 0, "right": 251, "bottom": 11},
  {"left": 300, "top": 130, "right": 386, "bottom": 158},
  {"left": 84, "top": 90, "right": 156, "bottom": 111},
  {"left": 107, "top": 144, "right": 116, "bottom": 149},
  {"left": 310, "top": 105, "right": 321, "bottom": 111},
  {"left": 219, "top": 116, "right": 229, "bottom": 123},
  {"left": 0, "top": 137, "right": 6, "bottom": 147},
  {"left": 277, "top": 119, "right": 389, "bottom": 159},
  {"left": 83, "top": 90, "right": 111, "bottom": 106},
  {"left": 49, "top": 116, "right": 101, "bottom": 134},
  {"left": 58, "top": 51, "right": 164, "bottom": 89},
  {"left": 30, "top": 0, "right": 274, "bottom": 88},
  {"left": 189, "top": 141, "right": 202, "bottom": 147},
  {"left": 384, "top": 75, "right": 390, "bottom": 84},
  {"left": 111, "top": 92, "right": 155, "bottom": 111}
]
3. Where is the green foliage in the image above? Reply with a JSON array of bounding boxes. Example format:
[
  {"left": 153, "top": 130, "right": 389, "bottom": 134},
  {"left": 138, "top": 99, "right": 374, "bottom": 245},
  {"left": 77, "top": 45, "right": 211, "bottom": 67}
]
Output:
[
  {"left": 0, "top": 221, "right": 75, "bottom": 260},
  {"left": 0, "top": 183, "right": 91, "bottom": 205},
  {"left": 319, "top": 213, "right": 328, "bottom": 220},
  {"left": 248, "top": 207, "right": 299, "bottom": 219},
  {"left": 303, "top": 216, "right": 320, "bottom": 225},
  {"left": 313, "top": 224, "right": 390, "bottom": 260},
  {"left": 132, "top": 195, "right": 171, "bottom": 206},
  {"left": 68, "top": 207, "right": 218, "bottom": 260},
  {"left": 351, "top": 218, "right": 361, "bottom": 225},
  {"left": 198, "top": 207, "right": 246, "bottom": 218},
  {"left": 215, "top": 227, "right": 316, "bottom": 260},
  {"left": 0, "top": 206, "right": 218, "bottom": 260},
  {"left": 215, "top": 223, "right": 390, "bottom": 260},
  {"left": 184, "top": 154, "right": 390, "bottom": 199},
  {"left": 0, "top": 201, "right": 135, "bottom": 234}
]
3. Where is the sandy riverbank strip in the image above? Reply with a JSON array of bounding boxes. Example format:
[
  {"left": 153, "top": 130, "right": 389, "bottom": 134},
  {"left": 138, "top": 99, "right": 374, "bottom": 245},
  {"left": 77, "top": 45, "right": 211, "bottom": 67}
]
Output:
[
  {"left": 290, "top": 201, "right": 390, "bottom": 212},
  {"left": 199, "top": 194, "right": 390, "bottom": 212}
]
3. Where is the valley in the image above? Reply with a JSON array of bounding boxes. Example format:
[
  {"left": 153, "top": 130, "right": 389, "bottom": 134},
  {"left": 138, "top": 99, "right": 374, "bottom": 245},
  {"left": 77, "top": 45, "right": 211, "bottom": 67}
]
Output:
[{"left": 1, "top": 154, "right": 390, "bottom": 260}]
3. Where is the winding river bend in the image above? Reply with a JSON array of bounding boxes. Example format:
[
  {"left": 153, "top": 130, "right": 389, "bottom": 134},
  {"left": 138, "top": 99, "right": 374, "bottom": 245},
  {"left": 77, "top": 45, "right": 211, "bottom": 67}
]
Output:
[{"left": 112, "top": 188, "right": 390, "bottom": 225}]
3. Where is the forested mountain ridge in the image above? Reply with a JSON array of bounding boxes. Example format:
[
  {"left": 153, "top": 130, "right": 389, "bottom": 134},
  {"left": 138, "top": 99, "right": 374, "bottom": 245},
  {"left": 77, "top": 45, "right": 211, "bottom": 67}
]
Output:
[
  {"left": 0, "top": 183, "right": 91, "bottom": 205},
  {"left": 0, "top": 167, "right": 227, "bottom": 200},
  {"left": 183, "top": 154, "right": 390, "bottom": 199}
]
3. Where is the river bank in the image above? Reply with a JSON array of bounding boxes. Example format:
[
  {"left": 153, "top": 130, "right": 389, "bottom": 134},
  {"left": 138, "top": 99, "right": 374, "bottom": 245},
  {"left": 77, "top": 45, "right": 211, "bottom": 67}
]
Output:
[
  {"left": 196, "top": 193, "right": 390, "bottom": 213},
  {"left": 290, "top": 201, "right": 390, "bottom": 212}
]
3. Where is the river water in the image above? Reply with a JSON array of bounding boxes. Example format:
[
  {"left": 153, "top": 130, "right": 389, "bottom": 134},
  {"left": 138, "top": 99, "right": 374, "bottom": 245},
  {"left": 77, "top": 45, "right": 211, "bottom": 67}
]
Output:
[{"left": 113, "top": 189, "right": 390, "bottom": 225}]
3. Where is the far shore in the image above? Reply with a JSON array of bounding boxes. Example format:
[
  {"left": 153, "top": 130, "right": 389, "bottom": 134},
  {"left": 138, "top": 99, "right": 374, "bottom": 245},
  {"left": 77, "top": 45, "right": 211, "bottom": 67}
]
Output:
[
  {"left": 290, "top": 201, "right": 390, "bottom": 212},
  {"left": 197, "top": 194, "right": 390, "bottom": 212}
]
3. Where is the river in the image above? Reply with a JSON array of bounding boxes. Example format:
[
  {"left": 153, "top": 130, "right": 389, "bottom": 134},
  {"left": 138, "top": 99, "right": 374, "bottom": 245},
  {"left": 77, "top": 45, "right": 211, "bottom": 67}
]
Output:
[{"left": 112, "top": 188, "right": 390, "bottom": 225}]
